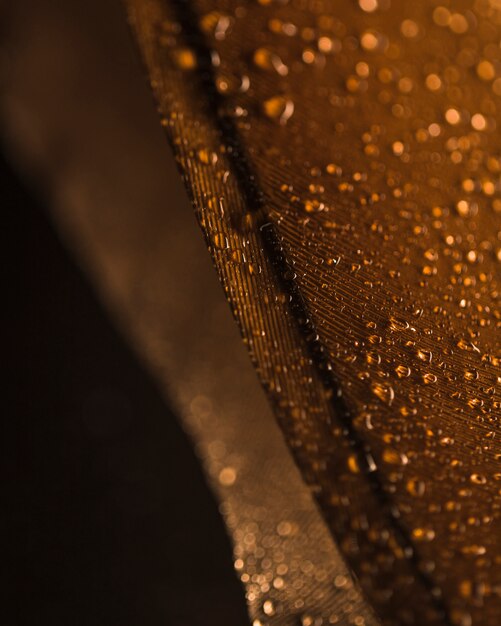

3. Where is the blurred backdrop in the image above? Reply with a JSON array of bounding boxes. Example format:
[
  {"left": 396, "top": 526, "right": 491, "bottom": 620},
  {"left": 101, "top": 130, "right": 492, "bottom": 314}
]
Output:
[{"left": 0, "top": 1, "right": 249, "bottom": 624}]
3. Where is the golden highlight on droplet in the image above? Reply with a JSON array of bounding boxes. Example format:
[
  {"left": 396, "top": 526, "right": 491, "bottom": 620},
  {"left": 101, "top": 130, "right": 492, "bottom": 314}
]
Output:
[
  {"left": 218, "top": 466, "right": 237, "bottom": 486},
  {"left": 262, "top": 95, "right": 294, "bottom": 125},
  {"left": 171, "top": 47, "right": 197, "bottom": 70}
]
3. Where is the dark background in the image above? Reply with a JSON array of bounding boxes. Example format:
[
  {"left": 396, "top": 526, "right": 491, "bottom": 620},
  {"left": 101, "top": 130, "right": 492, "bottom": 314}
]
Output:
[{"left": 1, "top": 150, "right": 249, "bottom": 626}]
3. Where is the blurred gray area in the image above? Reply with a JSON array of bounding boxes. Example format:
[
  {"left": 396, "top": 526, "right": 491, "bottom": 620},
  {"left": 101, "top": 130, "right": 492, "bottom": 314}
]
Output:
[
  {"left": 1, "top": 0, "right": 192, "bottom": 300},
  {"left": 1, "top": 1, "right": 251, "bottom": 625}
]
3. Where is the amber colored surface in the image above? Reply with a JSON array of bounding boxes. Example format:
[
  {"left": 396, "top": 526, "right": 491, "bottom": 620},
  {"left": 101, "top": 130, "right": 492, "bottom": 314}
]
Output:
[
  {"left": 1, "top": 1, "right": 383, "bottom": 624},
  {"left": 128, "top": 1, "right": 500, "bottom": 624}
]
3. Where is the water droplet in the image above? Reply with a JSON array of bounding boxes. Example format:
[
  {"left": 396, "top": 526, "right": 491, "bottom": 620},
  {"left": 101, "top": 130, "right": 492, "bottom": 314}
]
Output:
[
  {"left": 383, "top": 447, "right": 409, "bottom": 465},
  {"left": 470, "top": 473, "right": 487, "bottom": 485},
  {"left": 461, "top": 544, "right": 486, "bottom": 556},
  {"left": 199, "top": 11, "right": 232, "bottom": 40},
  {"left": 262, "top": 96, "right": 295, "bottom": 125},
  {"left": 389, "top": 316, "right": 409, "bottom": 332},
  {"left": 359, "top": 0, "right": 378, "bottom": 12},
  {"left": 171, "top": 47, "right": 197, "bottom": 71},
  {"left": 212, "top": 233, "right": 229, "bottom": 250},
  {"left": 422, "top": 373, "right": 437, "bottom": 385},
  {"left": 395, "top": 365, "right": 411, "bottom": 378},
  {"left": 411, "top": 527, "right": 436, "bottom": 542},
  {"left": 406, "top": 478, "right": 426, "bottom": 497},
  {"left": 416, "top": 349, "right": 432, "bottom": 363},
  {"left": 218, "top": 466, "right": 237, "bottom": 486},
  {"left": 197, "top": 148, "right": 218, "bottom": 165},
  {"left": 347, "top": 454, "right": 360, "bottom": 473},
  {"left": 262, "top": 599, "right": 275, "bottom": 616},
  {"left": 253, "top": 47, "right": 288, "bottom": 76},
  {"left": 464, "top": 369, "right": 479, "bottom": 381}
]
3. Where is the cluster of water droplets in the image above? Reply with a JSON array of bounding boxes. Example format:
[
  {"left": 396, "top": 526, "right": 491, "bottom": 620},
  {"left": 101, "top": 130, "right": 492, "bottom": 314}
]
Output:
[{"left": 149, "top": 0, "right": 501, "bottom": 623}]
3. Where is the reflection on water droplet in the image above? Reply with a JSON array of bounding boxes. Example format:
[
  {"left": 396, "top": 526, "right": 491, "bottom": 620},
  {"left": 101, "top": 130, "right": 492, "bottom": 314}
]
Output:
[
  {"left": 262, "top": 599, "right": 275, "bottom": 616},
  {"left": 347, "top": 454, "right": 360, "bottom": 473},
  {"left": 422, "top": 372, "right": 437, "bottom": 385},
  {"left": 218, "top": 466, "right": 237, "bottom": 486},
  {"left": 171, "top": 47, "right": 197, "bottom": 70},
  {"left": 253, "top": 47, "right": 288, "bottom": 76},
  {"left": 464, "top": 369, "right": 479, "bottom": 381},
  {"left": 212, "top": 233, "right": 229, "bottom": 249},
  {"left": 395, "top": 365, "right": 411, "bottom": 378},
  {"left": 215, "top": 72, "right": 250, "bottom": 95},
  {"left": 406, "top": 478, "right": 426, "bottom": 497},
  {"left": 197, "top": 148, "right": 218, "bottom": 165},
  {"left": 199, "top": 11, "right": 232, "bottom": 40},
  {"left": 383, "top": 447, "right": 408, "bottom": 465},
  {"left": 416, "top": 349, "right": 432, "bottom": 363},
  {"left": 334, "top": 574, "right": 348, "bottom": 588},
  {"left": 461, "top": 544, "right": 486, "bottom": 556},
  {"left": 411, "top": 527, "right": 436, "bottom": 542},
  {"left": 371, "top": 382, "right": 395, "bottom": 405},
  {"left": 470, "top": 473, "right": 487, "bottom": 485},
  {"left": 359, "top": 0, "right": 378, "bottom": 13},
  {"left": 389, "top": 316, "right": 409, "bottom": 331},
  {"left": 262, "top": 96, "right": 295, "bottom": 125}
]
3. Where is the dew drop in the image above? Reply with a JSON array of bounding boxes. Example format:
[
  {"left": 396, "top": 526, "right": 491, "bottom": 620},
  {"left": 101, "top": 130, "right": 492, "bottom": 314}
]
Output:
[
  {"left": 383, "top": 447, "right": 408, "bottom": 465},
  {"left": 395, "top": 365, "right": 411, "bottom": 378},
  {"left": 411, "top": 527, "right": 436, "bottom": 542},
  {"left": 171, "top": 47, "right": 197, "bottom": 70},
  {"left": 262, "top": 599, "right": 275, "bottom": 616},
  {"left": 406, "top": 478, "right": 426, "bottom": 497},
  {"left": 422, "top": 373, "right": 437, "bottom": 385},
  {"left": 262, "top": 96, "right": 295, "bottom": 125},
  {"left": 199, "top": 11, "right": 232, "bottom": 40},
  {"left": 470, "top": 473, "right": 487, "bottom": 485},
  {"left": 253, "top": 47, "right": 288, "bottom": 76}
]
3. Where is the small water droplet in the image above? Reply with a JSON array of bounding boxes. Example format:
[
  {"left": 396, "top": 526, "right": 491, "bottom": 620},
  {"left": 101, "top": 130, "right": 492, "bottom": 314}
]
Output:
[
  {"left": 371, "top": 382, "right": 395, "bottom": 405},
  {"left": 470, "top": 473, "right": 487, "bottom": 485},
  {"left": 383, "top": 447, "right": 408, "bottom": 465},
  {"left": 411, "top": 527, "right": 436, "bottom": 542},
  {"left": 406, "top": 478, "right": 426, "bottom": 497},
  {"left": 262, "top": 96, "right": 295, "bottom": 125},
  {"left": 171, "top": 47, "right": 197, "bottom": 70},
  {"left": 253, "top": 47, "right": 288, "bottom": 76},
  {"left": 395, "top": 365, "right": 411, "bottom": 378}
]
